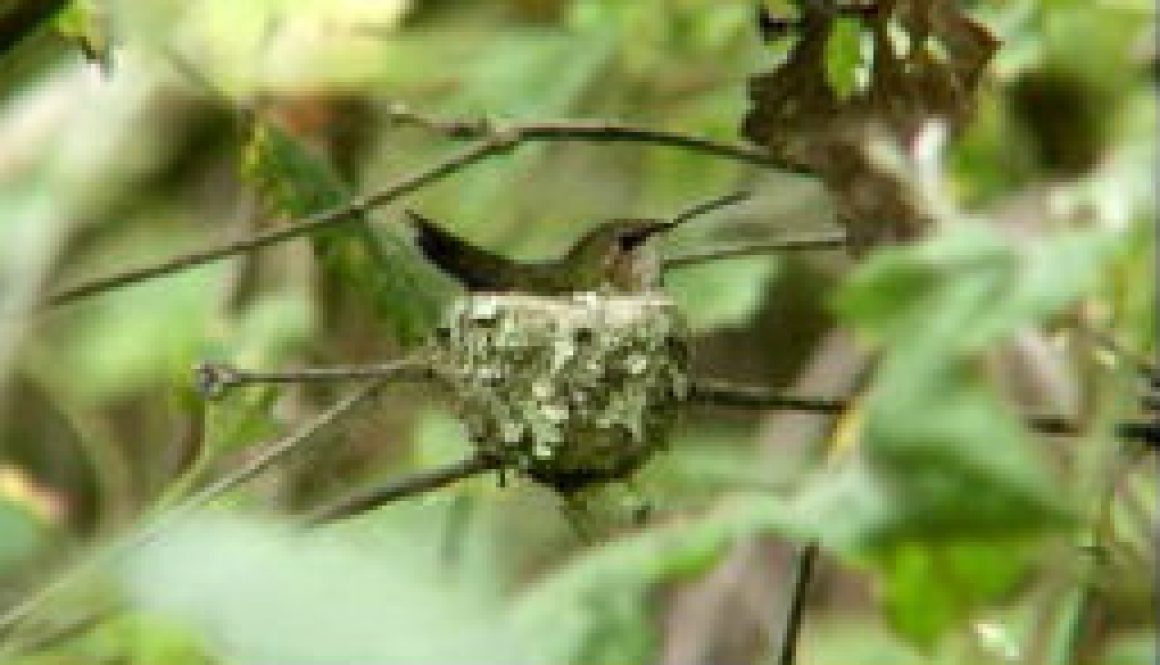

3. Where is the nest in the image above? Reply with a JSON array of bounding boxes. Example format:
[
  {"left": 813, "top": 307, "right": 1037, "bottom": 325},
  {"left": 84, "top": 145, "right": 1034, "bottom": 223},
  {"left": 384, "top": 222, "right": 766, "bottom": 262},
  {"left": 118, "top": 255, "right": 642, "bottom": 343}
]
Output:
[{"left": 427, "top": 292, "right": 690, "bottom": 491}]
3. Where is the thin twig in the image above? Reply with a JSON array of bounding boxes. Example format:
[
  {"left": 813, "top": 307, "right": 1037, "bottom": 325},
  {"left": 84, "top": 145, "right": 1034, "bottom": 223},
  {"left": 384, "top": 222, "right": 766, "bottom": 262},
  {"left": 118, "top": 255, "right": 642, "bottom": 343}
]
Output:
[
  {"left": 689, "top": 380, "right": 846, "bottom": 413},
  {"left": 305, "top": 454, "right": 498, "bottom": 525},
  {"left": 664, "top": 232, "right": 849, "bottom": 271},
  {"left": 385, "top": 105, "right": 804, "bottom": 173},
  {"left": 47, "top": 115, "right": 801, "bottom": 307},
  {"left": 776, "top": 542, "right": 819, "bottom": 665},
  {"left": 46, "top": 140, "right": 503, "bottom": 307},
  {"left": 193, "top": 359, "right": 433, "bottom": 399},
  {"left": 689, "top": 380, "right": 1083, "bottom": 436},
  {"left": 0, "top": 380, "right": 384, "bottom": 644},
  {"left": 162, "top": 382, "right": 386, "bottom": 521},
  {"left": 1117, "top": 421, "right": 1160, "bottom": 449}
]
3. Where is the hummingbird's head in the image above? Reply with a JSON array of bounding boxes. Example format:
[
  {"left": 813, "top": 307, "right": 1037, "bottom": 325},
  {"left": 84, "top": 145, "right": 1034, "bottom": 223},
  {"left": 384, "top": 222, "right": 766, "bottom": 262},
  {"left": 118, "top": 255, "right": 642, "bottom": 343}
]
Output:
[
  {"left": 568, "top": 191, "right": 751, "bottom": 292},
  {"left": 565, "top": 219, "right": 671, "bottom": 292}
]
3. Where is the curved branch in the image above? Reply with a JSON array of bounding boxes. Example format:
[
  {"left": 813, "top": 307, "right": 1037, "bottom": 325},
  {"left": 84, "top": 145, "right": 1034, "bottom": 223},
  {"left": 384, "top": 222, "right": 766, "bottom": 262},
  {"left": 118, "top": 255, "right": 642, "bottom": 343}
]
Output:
[
  {"left": 47, "top": 112, "right": 801, "bottom": 307},
  {"left": 46, "top": 139, "right": 504, "bottom": 307},
  {"left": 305, "top": 454, "right": 498, "bottom": 525},
  {"left": 385, "top": 105, "right": 805, "bottom": 173}
]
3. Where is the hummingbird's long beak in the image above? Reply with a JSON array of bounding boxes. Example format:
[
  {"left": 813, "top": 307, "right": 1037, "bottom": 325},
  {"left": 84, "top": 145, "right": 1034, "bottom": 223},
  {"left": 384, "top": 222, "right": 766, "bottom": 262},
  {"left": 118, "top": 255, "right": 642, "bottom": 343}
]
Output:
[
  {"left": 622, "top": 190, "right": 751, "bottom": 249},
  {"left": 666, "top": 190, "right": 751, "bottom": 231},
  {"left": 620, "top": 220, "right": 673, "bottom": 249}
]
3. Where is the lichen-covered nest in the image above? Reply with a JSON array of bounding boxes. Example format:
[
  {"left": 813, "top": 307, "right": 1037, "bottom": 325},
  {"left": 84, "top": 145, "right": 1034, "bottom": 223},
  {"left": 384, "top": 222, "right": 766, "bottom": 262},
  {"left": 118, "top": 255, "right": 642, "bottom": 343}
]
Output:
[{"left": 427, "top": 292, "right": 690, "bottom": 491}]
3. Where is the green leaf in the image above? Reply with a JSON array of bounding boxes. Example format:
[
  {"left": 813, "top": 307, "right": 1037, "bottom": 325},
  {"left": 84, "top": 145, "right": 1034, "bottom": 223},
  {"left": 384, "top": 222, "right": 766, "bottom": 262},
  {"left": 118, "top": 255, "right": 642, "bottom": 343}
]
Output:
[
  {"left": 824, "top": 17, "right": 868, "bottom": 99},
  {"left": 813, "top": 222, "right": 1128, "bottom": 645},
  {"left": 122, "top": 512, "right": 527, "bottom": 665},
  {"left": 514, "top": 495, "right": 800, "bottom": 665},
  {"left": 0, "top": 496, "right": 44, "bottom": 572},
  {"left": 835, "top": 222, "right": 1120, "bottom": 354},
  {"left": 53, "top": 0, "right": 110, "bottom": 63},
  {"left": 202, "top": 387, "right": 280, "bottom": 455},
  {"left": 242, "top": 122, "right": 453, "bottom": 346},
  {"left": 878, "top": 541, "right": 1029, "bottom": 649}
]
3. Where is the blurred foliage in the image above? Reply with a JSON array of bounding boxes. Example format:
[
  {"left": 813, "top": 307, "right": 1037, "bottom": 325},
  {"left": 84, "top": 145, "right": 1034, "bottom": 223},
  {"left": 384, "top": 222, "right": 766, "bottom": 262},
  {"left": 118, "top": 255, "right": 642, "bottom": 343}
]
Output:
[{"left": 0, "top": 0, "right": 1154, "bottom": 664}]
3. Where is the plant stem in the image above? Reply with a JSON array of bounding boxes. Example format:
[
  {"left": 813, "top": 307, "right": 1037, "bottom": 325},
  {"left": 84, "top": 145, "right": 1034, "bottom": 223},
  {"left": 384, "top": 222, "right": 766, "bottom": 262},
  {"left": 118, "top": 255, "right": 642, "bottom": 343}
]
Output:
[
  {"left": 776, "top": 542, "right": 819, "bottom": 665},
  {"left": 664, "top": 232, "right": 848, "bottom": 271},
  {"left": 193, "top": 359, "right": 434, "bottom": 399},
  {"left": 305, "top": 454, "right": 498, "bottom": 525},
  {"left": 47, "top": 114, "right": 803, "bottom": 307},
  {"left": 689, "top": 380, "right": 847, "bottom": 413},
  {"left": 690, "top": 379, "right": 1083, "bottom": 436},
  {"left": 0, "top": 380, "right": 385, "bottom": 647}
]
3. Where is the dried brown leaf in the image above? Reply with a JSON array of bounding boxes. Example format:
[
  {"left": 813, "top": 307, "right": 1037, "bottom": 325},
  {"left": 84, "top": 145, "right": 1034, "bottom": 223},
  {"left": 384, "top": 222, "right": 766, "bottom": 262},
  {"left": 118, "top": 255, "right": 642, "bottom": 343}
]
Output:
[{"left": 743, "top": 0, "right": 999, "bottom": 247}]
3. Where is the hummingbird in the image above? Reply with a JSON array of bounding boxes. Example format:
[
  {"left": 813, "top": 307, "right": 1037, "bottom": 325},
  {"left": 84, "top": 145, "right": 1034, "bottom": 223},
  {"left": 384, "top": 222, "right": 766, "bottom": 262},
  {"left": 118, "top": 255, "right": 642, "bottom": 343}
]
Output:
[{"left": 405, "top": 191, "right": 748, "bottom": 295}]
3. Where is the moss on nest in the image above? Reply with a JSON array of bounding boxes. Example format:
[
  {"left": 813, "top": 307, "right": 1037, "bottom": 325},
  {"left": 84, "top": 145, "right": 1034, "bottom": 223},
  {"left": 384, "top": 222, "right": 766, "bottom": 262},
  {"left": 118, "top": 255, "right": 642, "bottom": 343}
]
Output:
[{"left": 427, "top": 292, "right": 690, "bottom": 491}]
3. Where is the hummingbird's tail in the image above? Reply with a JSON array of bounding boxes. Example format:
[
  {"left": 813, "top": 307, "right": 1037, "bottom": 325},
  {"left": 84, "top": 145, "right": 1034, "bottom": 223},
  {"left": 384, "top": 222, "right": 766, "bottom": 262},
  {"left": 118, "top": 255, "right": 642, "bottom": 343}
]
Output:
[{"left": 406, "top": 209, "right": 528, "bottom": 291}]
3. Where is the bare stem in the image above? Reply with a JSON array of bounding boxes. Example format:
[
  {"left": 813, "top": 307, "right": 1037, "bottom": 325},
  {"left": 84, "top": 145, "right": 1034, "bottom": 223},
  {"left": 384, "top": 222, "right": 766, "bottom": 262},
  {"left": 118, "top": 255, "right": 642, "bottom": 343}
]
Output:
[
  {"left": 689, "top": 380, "right": 846, "bottom": 413},
  {"left": 690, "top": 379, "right": 1083, "bottom": 436},
  {"left": 0, "top": 380, "right": 384, "bottom": 643},
  {"left": 776, "top": 542, "right": 819, "bottom": 665},
  {"left": 194, "top": 359, "right": 433, "bottom": 399},
  {"left": 664, "top": 232, "right": 849, "bottom": 271},
  {"left": 385, "top": 105, "right": 804, "bottom": 173},
  {"left": 305, "top": 454, "right": 498, "bottom": 525},
  {"left": 47, "top": 113, "right": 801, "bottom": 308},
  {"left": 46, "top": 140, "right": 503, "bottom": 307},
  {"left": 1074, "top": 325, "right": 1157, "bottom": 381}
]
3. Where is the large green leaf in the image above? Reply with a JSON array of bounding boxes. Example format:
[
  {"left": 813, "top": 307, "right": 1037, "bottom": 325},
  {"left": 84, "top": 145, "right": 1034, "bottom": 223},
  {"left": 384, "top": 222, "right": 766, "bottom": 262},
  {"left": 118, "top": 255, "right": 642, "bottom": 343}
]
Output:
[
  {"left": 820, "top": 222, "right": 1126, "bottom": 644},
  {"left": 513, "top": 495, "right": 799, "bottom": 665},
  {"left": 122, "top": 511, "right": 526, "bottom": 665},
  {"left": 835, "top": 223, "right": 1119, "bottom": 351},
  {"left": 242, "top": 121, "right": 453, "bottom": 346}
]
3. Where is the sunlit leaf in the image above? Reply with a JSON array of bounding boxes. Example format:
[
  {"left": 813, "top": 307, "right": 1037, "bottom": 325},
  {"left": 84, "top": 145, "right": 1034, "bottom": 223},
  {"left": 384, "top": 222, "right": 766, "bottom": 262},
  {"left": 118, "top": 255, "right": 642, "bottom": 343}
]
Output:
[
  {"left": 824, "top": 17, "right": 866, "bottom": 100},
  {"left": 123, "top": 512, "right": 526, "bottom": 665},
  {"left": 878, "top": 541, "right": 1028, "bottom": 649}
]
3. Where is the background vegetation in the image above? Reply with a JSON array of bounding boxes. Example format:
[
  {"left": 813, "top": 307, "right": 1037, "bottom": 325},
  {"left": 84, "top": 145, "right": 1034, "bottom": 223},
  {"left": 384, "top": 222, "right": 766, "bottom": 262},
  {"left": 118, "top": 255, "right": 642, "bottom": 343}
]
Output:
[{"left": 0, "top": 0, "right": 1154, "bottom": 663}]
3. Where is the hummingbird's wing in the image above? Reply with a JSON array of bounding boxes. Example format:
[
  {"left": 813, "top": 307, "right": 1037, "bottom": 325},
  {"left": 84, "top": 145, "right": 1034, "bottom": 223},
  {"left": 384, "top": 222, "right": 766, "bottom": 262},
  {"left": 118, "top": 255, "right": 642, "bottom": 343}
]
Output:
[{"left": 406, "top": 210, "right": 532, "bottom": 291}]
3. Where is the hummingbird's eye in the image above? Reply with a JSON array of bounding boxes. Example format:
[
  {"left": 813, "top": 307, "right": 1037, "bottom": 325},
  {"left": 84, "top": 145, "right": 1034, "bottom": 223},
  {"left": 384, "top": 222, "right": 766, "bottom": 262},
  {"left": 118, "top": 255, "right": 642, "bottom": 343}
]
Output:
[{"left": 618, "top": 229, "right": 649, "bottom": 251}]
